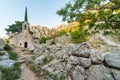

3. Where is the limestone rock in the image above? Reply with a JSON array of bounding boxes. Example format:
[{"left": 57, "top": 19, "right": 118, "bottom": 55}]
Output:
[
  {"left": 73, "top": 66, "right": 85, "bottom": 80},
  {"left": 90, "top": 50, "right": 104, "bottom": 64},
  {"left": 111, "top": 68, "right": 120, "bottom": 80},
  {"left": 41, "top": 59, "right": 61, "bottom": 73},
  {"left": 97, "top": 34, "right": 117, "bottom": 46},
  {"left": 29, "top": 25, "right": 52, "bottom": 38},
  {"left": 55, "top": 35, "right": 72, "bottom": 46},
  {"left": 0, "top": 60, "right": 15, "bottom": 68},
  {"left": 0, "top": 51, "right": 10, "bottom": 60},
  {"left": 104, "top": 53, "right": 120, "bottom": 69},
  {"left": 79, "top": 57, "right": 91, "bottom": 68},
  {"left": 0, "top": 38, "right": 5, "bottom": 51},
  {"left": 66, "top": 62, "right": 75, "bottom": 72},
  {"left": 55, "top": 50, "right": 69, "bottom": 61},
  {"left": 65, "top": 44, "right": 76, "bottom": 55},
  {"left": 68, "top": 55, "right": 79, "bottom": 65},
  {"left": 73, "top": 43, "right": 91, "bottom": 58},
  {"left": 35, "top": 55, "right": 45, "bottom": 64},
  {"left": 46, "top": 39, "right": 54, "bottom": 45},
  {"left": 87, "top": 65, "right": 114, "bottom": 80},
  {"left": 26, "top": 55, "right": 36, "bottom": 63}
]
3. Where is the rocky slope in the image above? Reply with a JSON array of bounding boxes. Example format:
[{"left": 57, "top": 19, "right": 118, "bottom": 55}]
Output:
[
  {"left": 0, "top": 38, "right": 16, "bottom": 79},
  {"left": 29, "top": 25, "right": 52, "bottom": 38},
  {"left": 26, "top": 34, "right": 120, "bottom": 80},
  {"left": 29, "top": 22, "right": 79, "bottom": 38}
]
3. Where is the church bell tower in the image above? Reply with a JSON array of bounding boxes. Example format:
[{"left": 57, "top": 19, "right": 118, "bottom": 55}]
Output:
[{"left": 22, "top": 7, "right": 29, "bottom": 30}]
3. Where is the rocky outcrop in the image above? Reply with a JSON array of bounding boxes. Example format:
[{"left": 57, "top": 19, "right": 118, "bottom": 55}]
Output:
[
  {"left": 73, "top": 66, "right": 85, "bottom": 80},
  {"left": 0, "top": 39, "right": 15, "bottom": 68},
  {"left": 87, "top": 65, "right": 114, "bottom": 80},
  {"left": 28, "top": 22, "right": 79, "bottom": 39},
  {"left": 27, "top": 42, "right": 120, "bottom": 80},
  {"left": 0, "top": 51, "right": 15, "bottom": 68},
  {"left": 111, "top": 68, "right": 120, "bottom": 80},
  {"left": 0, "top": 59, "right": 15, "bottom": 68},
  {"left": 104, "top": 53, "right": 120, "bottom": 69},
  {"left": 0, "top": 38, "right": 5, "bottom": 51},
  {"left": 29, "top": 25, "right": 52, "bottom": 38}
]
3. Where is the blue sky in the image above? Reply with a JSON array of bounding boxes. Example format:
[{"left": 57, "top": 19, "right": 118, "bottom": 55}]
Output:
[{"left": 0, "top": 0, "right": 69, "bottom": 37}]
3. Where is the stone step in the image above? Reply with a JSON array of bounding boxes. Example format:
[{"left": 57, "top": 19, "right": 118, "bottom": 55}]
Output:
[
  {"left": 18, "top": 57, "right": 26, "bottom": 60},
  {"left": 16, "top": 59, "right": 26, "bottom": 63}
]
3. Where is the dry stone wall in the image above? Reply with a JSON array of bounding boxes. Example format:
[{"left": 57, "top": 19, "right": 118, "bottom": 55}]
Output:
[{"left": 27, "top": 42, "right": 120, "bottom": 80}]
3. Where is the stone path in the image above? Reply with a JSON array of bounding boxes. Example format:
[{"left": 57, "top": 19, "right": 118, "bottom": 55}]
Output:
[{"left": 14, "top": 47, "right": 44, "bottom": 80}]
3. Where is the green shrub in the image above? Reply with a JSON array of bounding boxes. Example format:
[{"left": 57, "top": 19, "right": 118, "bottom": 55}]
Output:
[
  {"left": 4, "top": 44, "right": 12, "bottom": 50},
  {"left": 55, "top": 30, "right": 66, "bottom": 37},
  {"left": 7, "top": 49, "right": 18, "bottom": 60},
  {"left": 39, "top": 37, "right": 47, "bottom": 43},
  {"left": 43, "top": 71, "right": 65, "bottom": 80},
  {"left": 4, "top": 45, "right": 18, "bottom": 60},
  {"left": 70, "top": 28, "right": 89, "bottom": 43},
  {"left": 0, "top": 63, "right": 21, "bottom": 80},
  {"left": 42, "top": 56, "right": 53, "bottom": 66},
  {"left": 113, "top": 29, "right": 120, "bottom": 42},
  {"left": 4, "top": 39, "right": 10, "bottom": 45},
  {"left": 103, "top": 30, "right": 113, "bottom": 35}
]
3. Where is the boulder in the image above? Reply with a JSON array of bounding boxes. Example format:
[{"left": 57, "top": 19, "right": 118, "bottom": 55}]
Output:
[
  {"left": 0, "top": 51, "right": 10, "bottom": 60},
  {"left": 0, "top": 60, "right": 15, "bottom": 68},
  {"left": 49, "top": 45, "right": 62, "bottom": 53},
  {"left": 73, "top": 66, "right": 85, "bottom": 80},
  {"left": 65, "top": 44, "right": 76, "bottom": 55},
  {"left": 33, "top": 49, "right": 43, "bottom": 57},
  {"left": 55, "top": 50, "right": 69, "bottom": 61},
  {"left": 104, "top": 53, "right": 120, "bottom": 69},
  {"left": 35, "top": 55, "right": 45, "bottom": 64},
  {"left": 46, "top": 39, "right": 54, "bottom": 45},
  {"left": 41, "top": 59, "right": 61, "bottom": 73},
  {"left": 90, "top": 50, "right": 104, "bottom": 64},
  {"left": 87, "top": 65, "right": 114, "bottom": 80},
  {"left": 68, "top": 55, "right": 79, "bottom": 65},
  {"left": 0, "top": 38, "right": 5, "bottom": 51},
  {"left": 97, "top": 34, "right": 117, "bottom": 46},
  {"left": 66, "top": 62, "right": 75, "bottom": 72},
  {"left": 79, "top": 57, "right": 91, "bottom": 68},
  {"left": 26, "top": 55, "right": 36, "bottom": 64},
  {"left": 111, "top": 68, "right": 120, "bottom": 80},
  {"left": 73, "top": 43, "right": 91, "bottom": 58}
]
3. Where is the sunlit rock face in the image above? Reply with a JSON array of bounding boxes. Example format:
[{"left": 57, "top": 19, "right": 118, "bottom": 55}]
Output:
[{"left": 29, "top": 25, "right": 52, "bottom": 38}]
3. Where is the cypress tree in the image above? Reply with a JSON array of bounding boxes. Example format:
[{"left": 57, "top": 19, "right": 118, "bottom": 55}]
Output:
[{"left": 24, "top": 7, "right": 28, "bottom": 22}]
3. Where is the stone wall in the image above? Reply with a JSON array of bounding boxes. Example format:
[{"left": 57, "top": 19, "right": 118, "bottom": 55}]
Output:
[{"left": 27, "top": 42, "right": 120, "bottom": 80}]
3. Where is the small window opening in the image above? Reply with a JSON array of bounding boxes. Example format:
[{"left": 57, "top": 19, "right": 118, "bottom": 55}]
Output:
[{"left": 35, "top": 41, "right": 37, "bottom": 43}]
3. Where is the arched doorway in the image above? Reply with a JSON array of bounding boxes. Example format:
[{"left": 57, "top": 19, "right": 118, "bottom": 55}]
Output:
[{"left": 24, "top": 42, "right": 28, "bottom": 48}]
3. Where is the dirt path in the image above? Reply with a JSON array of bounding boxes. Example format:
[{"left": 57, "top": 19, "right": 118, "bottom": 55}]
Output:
[
  {"left": 18, "top": 63, "right": 40, "bottom": 80},
  {"left": 14, "top": 47, "right": 44, "bottom": 80}
]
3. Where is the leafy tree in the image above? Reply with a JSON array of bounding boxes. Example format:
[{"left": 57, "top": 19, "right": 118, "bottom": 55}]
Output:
[
  {"left": 70, "top": 27, "right": 89, "bottom": 43},
  {"left": 5, "top": 21, "right": 22, "bottom": 34},
  {"left": 57, "top": 0, "right": 120, "bottom": 29}
]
